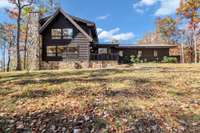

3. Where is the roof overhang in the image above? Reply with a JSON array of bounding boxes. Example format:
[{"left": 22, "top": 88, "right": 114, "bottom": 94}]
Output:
[
  {"left": 94, "top": 44, "right": 119, "bottom": 48},
  {"left": 118, "top": 44, "right": 177, "bottom": 49}
]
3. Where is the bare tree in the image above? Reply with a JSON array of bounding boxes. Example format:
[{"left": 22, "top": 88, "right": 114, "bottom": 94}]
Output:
[
  {"left": 8, "top": 0, "right": 33, "bottom": 70},
  {"left": 0, "top": 23, "right": 7, "bottom": 72}
]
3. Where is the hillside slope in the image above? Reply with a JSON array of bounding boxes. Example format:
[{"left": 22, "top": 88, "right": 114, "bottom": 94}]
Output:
[{"left": 0, "top": 64, "right": 200, "bottom": 133}]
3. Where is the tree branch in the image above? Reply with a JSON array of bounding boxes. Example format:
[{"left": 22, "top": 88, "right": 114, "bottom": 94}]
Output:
[{"left": 21, "top": 0, "right": 34, "bottom": 9}]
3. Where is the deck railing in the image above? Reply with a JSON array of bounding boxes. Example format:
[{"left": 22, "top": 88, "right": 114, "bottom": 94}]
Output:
[{"left": 90, "top": 53, "right": 119, "bottom": 61}]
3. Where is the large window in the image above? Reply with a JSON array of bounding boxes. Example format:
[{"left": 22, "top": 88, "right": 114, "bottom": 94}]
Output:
[
  {"left": 63, "top": 28, "right": 73, "bottom": 39},
  {"left": 47, "top": 44, "right": 78, "bottom": 58},
  {"left": 47, "top": 46, "right": 57, "bottom": 56},
  {"left": 57, "top": 46, "right": 66, "bottom": 57},
  {"left": 51, "top": 28, "right": 73, "bottom": 40},
  {"left": 51, "top": 29, "right": 62, "bottom": 39},
  {"left": 98, "top": 48, "right": 108, "bottom": 54}
]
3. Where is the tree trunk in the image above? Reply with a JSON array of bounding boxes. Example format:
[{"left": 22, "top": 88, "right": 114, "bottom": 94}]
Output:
[
  {"left": 7, "top": 41, "right": 12, "bottom": 72},
  {"left": 7, "top": 54, "right": 10, "bottom": 72},
  {"left": 24, "top": 15, "right": 31, "bottom": 70},
  {"left": 16, "top": 8, "right": 22, "bottom": 70},
  {"left": 194, "top": 33, "right": 197, "bottom": 63},
  {"left": 3, "top": 44, "right": 6, "bottom": 72},
  {"left": 181, "top": 43, "right": 184, "bottom": 63}
]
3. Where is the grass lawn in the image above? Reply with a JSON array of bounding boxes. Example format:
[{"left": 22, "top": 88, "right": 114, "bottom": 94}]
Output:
[{"left": 0, "top": 64, "right": 200, "bottom": 133}]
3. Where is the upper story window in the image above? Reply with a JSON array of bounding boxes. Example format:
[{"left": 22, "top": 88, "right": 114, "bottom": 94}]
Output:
[
  {"left": 137, "top": 50, "right": 142, "bottom": 57},
  {"left": 154, "top": 50, "right": 158, "bottom": 57},
  {"left": 51, "top": 28, "right": 73, "bottom": 40},
  {"left": 51, "top": 29, "right": 62, "bottom": 39},
  {"left": 63, "top": 28, "right": 73, "bottom": 39}
]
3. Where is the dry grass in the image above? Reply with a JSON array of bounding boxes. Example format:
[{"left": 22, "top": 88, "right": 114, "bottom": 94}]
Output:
[{"left": 0, "top": 63, "right": 200, "bottom": 132}]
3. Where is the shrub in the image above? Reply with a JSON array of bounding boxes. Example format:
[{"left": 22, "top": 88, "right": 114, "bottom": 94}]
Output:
[
  {"left": 123, "top": 55, "right": 131, "bottom": 63},
  {"left": 162, "top": 56, "right": 178, "bottom": 63},
  {"left": 130, "top": 55, "right": 143, "bottom": 64}
]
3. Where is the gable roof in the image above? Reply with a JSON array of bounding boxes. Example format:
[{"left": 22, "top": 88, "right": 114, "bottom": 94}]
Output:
[
  {"left": 70, "top": 15, "right": 95, "bottom": 26},
  {"left": 40, "top": 15, "right": 95, "bottom": 27},
  {"left": 39, "top": 8, "right": 93, "bottom": 42}
]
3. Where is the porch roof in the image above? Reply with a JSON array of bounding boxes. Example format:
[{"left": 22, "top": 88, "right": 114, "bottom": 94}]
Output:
[
  {"left": 93, "top": 44, "right": 119, "bottom": 48},
  {"left": 118, "top": 44, "right": 177, "bottom": 49},
  {"left": 94, "top": 43, "right": 177, "bottom": 49}
]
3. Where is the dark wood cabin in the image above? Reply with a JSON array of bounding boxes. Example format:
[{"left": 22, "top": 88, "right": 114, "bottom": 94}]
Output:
[
  {"left": 39, "top": 8, "right": 98, "bottom": 62},
  {"left": 39, "top": 8, "right": 179, "bottom": 64}
]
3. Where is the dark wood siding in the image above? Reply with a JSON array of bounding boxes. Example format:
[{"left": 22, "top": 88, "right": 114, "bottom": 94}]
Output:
[
  {"left": 41, "top": 12, "right": 90, "bottom": 61},
  {"left": 118, "top": 48, "right": 169, "bottom": 63}
]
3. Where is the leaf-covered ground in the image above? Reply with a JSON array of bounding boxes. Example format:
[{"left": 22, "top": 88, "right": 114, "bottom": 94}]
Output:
[{"left": 0, "top": 64, "right": 200, "bottom": 133}]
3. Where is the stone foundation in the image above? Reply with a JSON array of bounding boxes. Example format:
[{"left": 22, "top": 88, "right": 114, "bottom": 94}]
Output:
[
  {"left": 40, "top": 60, "right": 88, "bottom": 70},
  {"left": 40, "top": 60, "right": 118, "bottom": 70},
  {"left": 89, "top": 61, "right": 118, "bottom": 69}
]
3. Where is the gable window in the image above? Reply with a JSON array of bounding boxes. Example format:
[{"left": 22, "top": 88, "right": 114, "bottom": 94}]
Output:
[
  {"left": 154, "top": 50, "right": 158, "bottom": 57},
  {"left": 51, "top": 29, "right": 61, "bottom": 39},
  {"left": 63, "top": 28, "right": 73, "bottom": 39},
  {"left": 137, "top": 50, "right": 142, "bottom": 57}
]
